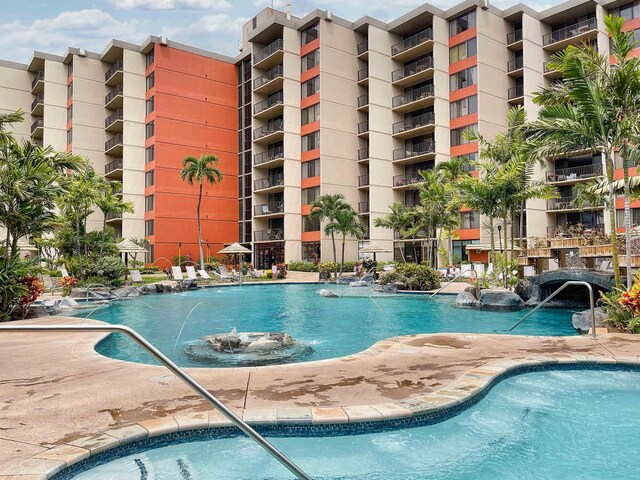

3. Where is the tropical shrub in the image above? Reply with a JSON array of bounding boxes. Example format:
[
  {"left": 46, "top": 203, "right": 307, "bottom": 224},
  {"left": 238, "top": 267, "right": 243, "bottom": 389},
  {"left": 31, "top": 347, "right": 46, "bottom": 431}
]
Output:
[
  {"left": 59, "top": 276, "right": 78, "bottom": 297},
  {"left": 601, "top": 277, "right": 640, "bottom": 333},
  {"left": 0, "top": 255, "right": 38, "bottom": 321},
  {"left": 380, "top": 263, "right": 440, "bottom": 291},
  {"left": 288, "top": 261, "right": 319, "bottom": 272},
  {"left": 139, "top": 266, "right": 160, "bottom": 274},
  {"left": 82, "top": 256, "right": 125, "bottom": 287}
]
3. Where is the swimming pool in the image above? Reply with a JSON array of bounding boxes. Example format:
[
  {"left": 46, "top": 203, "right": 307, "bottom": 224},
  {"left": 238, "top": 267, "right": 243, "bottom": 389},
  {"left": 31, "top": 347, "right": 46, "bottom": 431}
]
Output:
[
  {"left": 73, "top": 284, "right": 578, "bottom": 368},
  {"left": 62, "top": 367, "right": 640, "bottom": 479}
]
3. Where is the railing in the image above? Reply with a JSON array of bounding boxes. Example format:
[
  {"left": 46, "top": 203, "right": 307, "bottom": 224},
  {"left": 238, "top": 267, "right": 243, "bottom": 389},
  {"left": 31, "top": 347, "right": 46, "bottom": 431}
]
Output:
[
  {"left": 105, "top": 61, "right": 123, "bottom": 82},
  {"left": 543, "top": 62, "right": 557, "bottom": 73},
  {"left": 358, "top": 147, "right": 369, "bottom": 160},
  {"left": 508, "top": 85, "right": 524, "bottom": 99},
  {"left": 254, "top": 228, "right": 284, "bottom": 241},
  {"left": 105, "top": 134, "right": 123, "bottom": 151},
  {"left": 254, "top": 148, "right": 284, "bottom": 166},
  {"left": 0, "top": 324, "right": 311, "bottom": 480},
  {"left": 31, "top": 71, "right": 44, "bottom": 89},
  {"left": 105, "top": 212, "right": 122, "bottom": 221},
  {"left": 508, "top": 281, "right": 596, "bottom": 339},
  {"left": 543, "top": 17, "right": 597, "bottom": 46},
  {"left": 358, "top": 120, "right": 369, "bottom": 134},
  {"left": 357, "top": 66, "right": 368, "bottom": 82},
  {"left": 253, "top": 119, "right": 284, "bottom": 140},
  {"left": 547, "top": 223, "right": 605, "bottom": 237},
  {"left": 507, "top": 29, "right": 523, "bottom": 44},
  {"left": 254, "top": 202, "right": 284, "bottom": 216},
  {"left": 254, "top": 176, "right": 284, "bottom": 190},
  {"left": 393, "top": 173, "right": 425, "bottom": 187},
  {"left": 254, "top": 38, "right": 283, "bottom": 64},
  {"left": 358, "top": 174, "right": 369, "bottom": 187},
  {"left": 393, "top": 140, "right": 435, "bottom": 160},
  {"left": 392, "top": 112, "right": 435, "bottom": 135},
  {"left": 104, "top": 109, "right": 123, "bottom": 128},
  {"left": 391, "top": 27, "right": 433, "bottom": 56},
  {"left": 254, "top": 65, "right": 283, "bottom": 89},
  {"left": 254, "top": 92, "right": 283, "bottom": 114},
  {"left": 358, "top": 201, "right": 369, "bottom": 213},
  {"left": 31, "top": 94, "right": 44, "bottom": 112},
  {"left": 105, "top": 158, "right": 123, "bottom": 175},
  {"left": 507, "top": 57, "right": 524, "bottom": 72},
  {"left": 392, "top": 84, "right": 434, "bottom": 108},
  {"left": 430, "top": 268, "right": 476, "bottom": 298},
  {"left": 547, "top": 196, "right": 604, "bottom": 211},
  {"left": 30, "top": 118, "right": 44, "bottom": 134},
  {"left": 403, "top": 197, "right": 420, "bottom": 208},
  {"left": 357, "top": 40, "right": 368, "bottom": 55},
  {"left": 105, "top": 85, "right": 123, "bottom": 104},
  {"left": 357, "top": 93, "right": 369, "bottom": 108},
  {"left": 546, "top": 163, "right": 603, "bottom": 182},
  {"left": 392, "top": 56, "right": 433, "bottom": 82}
]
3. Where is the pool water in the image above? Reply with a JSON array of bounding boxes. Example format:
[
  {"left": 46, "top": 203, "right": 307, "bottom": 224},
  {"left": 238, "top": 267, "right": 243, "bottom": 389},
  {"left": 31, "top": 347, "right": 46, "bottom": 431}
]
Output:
[
  {"left": 70, "top": 369, "right": 640, "bottom": 479},
  {"left": 76, "top": 284, "right": 578, "bottom": 368}
]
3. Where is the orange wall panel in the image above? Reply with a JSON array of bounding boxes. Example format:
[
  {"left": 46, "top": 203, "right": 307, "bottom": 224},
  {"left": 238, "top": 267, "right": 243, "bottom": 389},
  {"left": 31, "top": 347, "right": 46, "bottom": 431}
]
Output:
[
  {"left": 449, "top": 84, "right": 477, "bottom": 102},
  {"left": 300, "top": 38, "right": 320, "bottom": 56},
  {"left": 301, "top": 148, "right": 320, "bottom": 162},
  {"left": 301, "top": 120, "right": 320, "bottom": 136},
  {"left": 301, "top": 176, "right": 320, "bottom": 189},
  {"left": 450, "top": 113, "right": 478, "bottom": 130},
  {"left": 301, "top": 93, "right": 320, "bottom": 109},
  {"left": 449, "top": 55, "right": 477, "bottom": 75},
  {"left": 453, "top": 228, "right": 480, "bottom": 241},
  {"left": 451, "top": 142, "right": 478, "bottom": 157},
  {"left": 301, "top": 65, "right": 320, "bottom": 83},
  {"left": 448, "top": 28, "right": 477, "bottom": 48},
  {"left": 302, "top": 231, "right": 321, "bottom": 242}
]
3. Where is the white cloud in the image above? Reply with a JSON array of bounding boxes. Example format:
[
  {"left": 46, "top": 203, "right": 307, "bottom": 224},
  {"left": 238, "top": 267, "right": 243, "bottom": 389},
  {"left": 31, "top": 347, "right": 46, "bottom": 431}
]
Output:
[
  {"left": 164, "top": 13, "right": 248, "bottom": 54},
  {"left": 108, "top": 0, "right": 232, "bottom": 10}
]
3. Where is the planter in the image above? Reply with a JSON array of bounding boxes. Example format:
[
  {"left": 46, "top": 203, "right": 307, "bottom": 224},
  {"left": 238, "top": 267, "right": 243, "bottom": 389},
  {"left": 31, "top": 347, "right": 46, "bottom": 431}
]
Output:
[
  {"left": 596, "top": 245, "right": 612, "bottom": 256},
  {"left": 527, "top": 248, "right": 551, "bottom": 258},
  {"left": 517, "top": 256, "right": 532, "bottom": 266},
  {"left": 549, "top": 237, "right": 587, "bottom": 249},
  {"left": 619, "top": 255, "right": 640, "bottom": 267},
  {"left": 579, "top": 244, "right": 612, "bottom": 257}
]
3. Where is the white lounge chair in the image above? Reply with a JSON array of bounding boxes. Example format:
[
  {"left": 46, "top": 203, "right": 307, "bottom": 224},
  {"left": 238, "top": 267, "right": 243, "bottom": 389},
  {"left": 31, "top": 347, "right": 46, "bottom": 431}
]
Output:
[
  {"left": 486, "top": 263, "right": 494, "bottom": 275},
  {"left": 60, "top": 267, "right": 69, "bottom": 278},
  {"left": 473, "top": 263, "right": 485, "bottom": 275},
  {"left": 217, "top": 266, "right": 236, "bottom": 280},
  {"left": 198, "top": 269, "right": 211, "bottom": 279},
  {"left": 460, "top": 263, "right": 473, "bottom": 278},
  {"left": 171, "top": 266, "right": 184, "bottom": 280},
  {"left": 184, "top": 265, "right": 198, "bottom": 281},
  {"left": 249, "top": 267, "right": 260, "bottom": 278},
  {"left": 548, "top": 259, "right": 559, "bottom": 271},
  {"left": 129, "top": 269, "right": 144, "bottom": 284},
  {"left": 524, "top": 266, "right": 536, "bottom": 277}
]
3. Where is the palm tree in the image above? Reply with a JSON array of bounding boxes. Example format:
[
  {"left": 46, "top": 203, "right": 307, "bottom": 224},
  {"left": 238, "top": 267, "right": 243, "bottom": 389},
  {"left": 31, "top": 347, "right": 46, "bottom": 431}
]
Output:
[
  {"left": 180, "top": 155, "right": 223, "bottom": 271},
  {"left": 373, "top": 202, "right": 416, "bottom": 263},
  {"left": 0, "top": 110, "right": 24, "bottom": 146},
  {"left": 309, "top": 193, "right": 350, "bottom": 277},
  {"left": 325, "top": 206, "right": 366, "bottom": 275},
  {"left": 96, "top": 181, "right": 134, "bottom": 254}
]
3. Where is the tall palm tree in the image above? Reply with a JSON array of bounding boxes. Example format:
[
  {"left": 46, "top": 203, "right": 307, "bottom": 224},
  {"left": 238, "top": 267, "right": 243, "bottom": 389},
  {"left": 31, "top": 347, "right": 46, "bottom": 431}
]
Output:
[
  {"left": 309, "top": 193, "right": 350, "bottom": 277},
  {"left": 96, "top": 181, "right": 134, "bottom": 254},
  {"left": 0, "top": 110, "right": 24, "bottom": 146},
  {"left": 325, "top": 206, "right": 366, "bottom": 275},
  {"left": 374, "top": 202, "right": 415, "bottom": 263},
  {"left": 180, "top": 154, "right": 223, "bottom": 271}
]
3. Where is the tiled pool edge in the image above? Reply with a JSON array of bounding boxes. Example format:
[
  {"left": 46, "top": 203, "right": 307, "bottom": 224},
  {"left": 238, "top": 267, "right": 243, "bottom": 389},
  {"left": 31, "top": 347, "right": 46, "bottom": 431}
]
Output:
[{"left": 18, "top": 355, "right": 638, "bottom": 480}]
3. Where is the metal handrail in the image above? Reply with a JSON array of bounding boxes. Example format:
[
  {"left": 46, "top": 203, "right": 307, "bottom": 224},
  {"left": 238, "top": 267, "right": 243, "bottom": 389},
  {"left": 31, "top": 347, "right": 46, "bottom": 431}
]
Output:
[
  {"left": 0, "top": 324, "right": 311, "bottom": 479},
  {"left": 429, "top": 268, "right": 477, "bottom": 298},
  {"left": 508, "top": 280, "right": 596, "bottom": 339}
]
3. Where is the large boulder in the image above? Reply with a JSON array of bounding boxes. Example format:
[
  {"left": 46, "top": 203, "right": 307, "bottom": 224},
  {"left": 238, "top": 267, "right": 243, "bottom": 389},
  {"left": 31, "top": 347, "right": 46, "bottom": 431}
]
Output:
[
  {"left": 203, "top": 332, "right": 294, "bottom": 354},
  {"left": 572, "top": 307, "right": 609, "bottom": 333},
  {"left": 479, "top": 288, "right": 525, "bottom": 309},
  {"left": 455, "top": 291, "right": 479, "bottom": 308},
  {"left": 336, "top": 276, "right": 357, "bottom": 284},
  {"left": 372, "top": 284, "right": 398, "bottom": 294},
  {"left": 112, "top": 286, "right": 140, "bottom": 299},
  {"left": 514, "top": 279, "right": 533, "bottom": 301}
]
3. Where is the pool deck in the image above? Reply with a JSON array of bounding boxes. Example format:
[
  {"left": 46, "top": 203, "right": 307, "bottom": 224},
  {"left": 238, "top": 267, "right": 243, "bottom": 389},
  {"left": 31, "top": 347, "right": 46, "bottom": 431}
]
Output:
[{"left": 1, "top": 315, "right": 639, "bottom": 479}]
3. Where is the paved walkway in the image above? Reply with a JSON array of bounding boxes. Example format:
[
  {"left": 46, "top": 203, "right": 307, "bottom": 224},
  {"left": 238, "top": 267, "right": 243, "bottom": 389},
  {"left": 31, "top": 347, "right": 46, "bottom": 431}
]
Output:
[{"left": 1, "top": 315, "right": 639, "bottom": 478}]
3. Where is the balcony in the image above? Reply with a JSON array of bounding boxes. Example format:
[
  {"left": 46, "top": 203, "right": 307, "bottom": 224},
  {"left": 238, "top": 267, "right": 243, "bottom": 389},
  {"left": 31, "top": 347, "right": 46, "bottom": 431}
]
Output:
[
  {"left": 358, "top": 146, "right": 369, "bottom": 163},
  {"left": 393, "top": 173, "right": 426, "bottom": 189},
  {"left": 104, "top": 158, "right": 124, "bottom": 179},
  {"left": 391, "top": 28, "right": 433, "bottom": 62},
  {"left": 358, "top": 119, "right": 369, "bottom": 137},
  {"left": 393, "top": 140, "right": 435, "bottom": 164},
  {"left": 357, "top": 93, "right": 369, "bottom": 111},
  {"left": 253, "top": 92, "right": 283, "bottom": 120},
  {"left": 30, "top": 118, "right": 44, "bottom": 139},
  {"left": 254, "top": 175, "right": 284, "bottom": 192},
  {"left": 546, "top": 163, "right": 603, "bottom": 183},
  {"left": 253, "top": 119, "right": 284, "bottom": 144},
  {"left": 253, "top": 65, "right": 283, "bottom": 95},
  {"left": 507, "top": 29, "right": 523, "bottom": 48},
  {"left": 254, "top": 202, "right": 284, "bottom": 217},
  {"left": 105, "top": 61, "right": 123, "bottom": 86},
  {"left": 31, "top": 94, "right": 44, "bottom": 116},
  {"left": 358, "top": 174, "right": 369, "bottom": 188},
  {"left": 358, "top": 201, "right": 369, "bottom": 214},
  {"left": 392, "top": 56, "right": 434, "bottom": 87},
  {"left": 254, "top": 39, "right": 284, "bottom": 70},
  {"left": 31, "top": 71, "right": 44, "bottom": 94},
  {"left": 357, "top": 66, "right": 369, "bottom": 86},
  {"left": 403, "top": 196, "right": 420, "bottom": 208},
  {"left": 392, "top": 112, "right": 435, "bottom": 138},
  {"left": 254, "top": 228, "right": 284, "bottom": 242},
  {"left": 507, "top": 85, "right": 524, "bottom": 103},
  {"left": 547, "top": 196, "right": 605, "bottom": 212},
  {"left": 254, "top": 148, "right": 284, "bottom": 169},
  {"left": 357, "top": 40, "right": 369, "bottom": 60},
  {"left": 392, "top": 84, "right": 434, "bottom": 113},
  {"left": 543, "top": 17, "right": 597, "bottom": 51},
  {"left": 105, "top": 134, "right": 124, "bottom": 155},
  {"left": 105, "top": 85, "right": 123, "bottom": 109},
  {"left": 547, "top": 223, "right": 604, "bottom": 238},
  {"left": 543, "top": 62, "right": 562, "bottom": 79},
  {"left": 507, "top": 57, "right": 524, "bottom": 75},
  {"left": 105, "top": 211, "right": 122, "bottom": 223},
  {"left": 104, "top": 109, "right": 123, "bottom": 132}
]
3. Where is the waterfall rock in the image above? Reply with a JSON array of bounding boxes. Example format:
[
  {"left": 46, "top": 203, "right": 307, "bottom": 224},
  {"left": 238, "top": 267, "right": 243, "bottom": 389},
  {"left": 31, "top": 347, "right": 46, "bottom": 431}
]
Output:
[
  {"left": 203, "top": 332, "right": 294, "bottom": 354},
  {"left": 514, "top": 279, "right": 533, "bottom": 301},
  {"left": 572, "top": 307, "right": 608, "bottom": 333},
  {"left": 478, "top": 288, "right": 525, "bottom": 309},
  {"left": 455, "top": 291, "right": 479, "bottom": 308},
  {"left": 336, "top": 276, "right": 357, "bottom": 284},
  {"left": 318, "top": 289, "right": 338, "bottom": 298},
  {"left": 371, "top": 284, "right": 398, "bottom": 294}
]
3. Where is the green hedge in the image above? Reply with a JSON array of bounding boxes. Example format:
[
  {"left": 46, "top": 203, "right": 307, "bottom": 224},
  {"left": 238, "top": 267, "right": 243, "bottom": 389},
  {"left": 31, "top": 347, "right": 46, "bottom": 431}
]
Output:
[{"left": 379, "top": 263, "right": 440, "bottom": 291}]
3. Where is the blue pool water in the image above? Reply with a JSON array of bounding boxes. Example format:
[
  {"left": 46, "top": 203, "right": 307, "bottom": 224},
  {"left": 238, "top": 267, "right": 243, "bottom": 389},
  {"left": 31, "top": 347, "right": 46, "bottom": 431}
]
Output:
[
  {"left": 76, "top": 284, "right": 578, "bottom": 368},
  {"left": 69, "top": 369, "right": 640, "bottom": 479}
]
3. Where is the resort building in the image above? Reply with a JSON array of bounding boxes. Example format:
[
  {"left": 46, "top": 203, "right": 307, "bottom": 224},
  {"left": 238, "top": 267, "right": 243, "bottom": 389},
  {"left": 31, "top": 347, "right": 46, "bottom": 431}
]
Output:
[{"left": 0, "top": 0, "right": 638, "bottom": 268}]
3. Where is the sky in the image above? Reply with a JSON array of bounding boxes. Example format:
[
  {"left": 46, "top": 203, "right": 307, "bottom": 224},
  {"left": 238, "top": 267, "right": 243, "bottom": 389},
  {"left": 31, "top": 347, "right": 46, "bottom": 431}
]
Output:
[{"left": 0, "top": 0, "right": 564, "bottom": 64}]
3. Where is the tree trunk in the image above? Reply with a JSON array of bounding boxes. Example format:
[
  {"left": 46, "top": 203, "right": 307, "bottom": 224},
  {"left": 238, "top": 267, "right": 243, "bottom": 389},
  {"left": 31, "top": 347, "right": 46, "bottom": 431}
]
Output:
[
  {"left": 623, "top": 153, "right": 632, "bottom": 286},
  {"left": 519, "top": 201, "right": 525, "bottom": 256},
  {"left": 503, "top": 215, "right": 509, "bottom": 288},
  {"left": 197, "top": 182, "right": 205, "bottom": 271},
  {"left": 331, "top": 231, "right": 338, "bottom": 278},
  {"left": 340, "top": 234, "right": 346, "bottom": 275},
  {"left": 489, "top": 217, "right": 495, "bottom": 267},
  {"left": 447, "top": 230, "right": 453, "bottom": 266},
  {"left": 605, "top": 152, "right": 621, "bottom": 288}
]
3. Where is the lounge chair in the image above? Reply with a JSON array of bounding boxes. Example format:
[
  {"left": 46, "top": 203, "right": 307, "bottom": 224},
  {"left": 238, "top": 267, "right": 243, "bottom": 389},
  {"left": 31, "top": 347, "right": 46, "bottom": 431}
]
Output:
[
  {"left": 171, "top": 266, "right": 184, "bottom": 280},
  {"left": 60, "top": 267, "right": 69, "bottom": 278},
  {"left": 216, "top": 266, "right": 236, "bottom": 280},
  {"left": 460, "top": 263, "right": 474, "bottom": 278},
  {"left": 524, "top": 266, "right": 536, "bottom": 277},
  {"left": 473, "top": 263, "right": 485, "bottom": 275},
  {"left": 198, "top": 269, "right": 211, "bottom": 280},
  {"left": 249, "top": 267, "right": 260, "bottom": 278},
  {"left": 185, "top": 265, "right": 199, "bottom": 281},
  {"left": 129, "top": 269, "right": 144, "bottom": 284},
  {"left": 39, "top": 274, "right": 59, "bottom": 294}
]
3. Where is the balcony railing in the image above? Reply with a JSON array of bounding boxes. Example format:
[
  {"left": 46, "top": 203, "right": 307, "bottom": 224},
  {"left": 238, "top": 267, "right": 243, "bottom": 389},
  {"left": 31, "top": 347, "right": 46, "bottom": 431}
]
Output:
[
  {"left": 254, "top": 92, "right": 283, "bottom": 114},
  {"left": 105, "top": 134, "right": 123, "bottom": 151},
  {"left": 358, "top": 201, "right": 369, "bottom": 213},
  {"left": 357, "top": 93, "right": 369, "bottom": 108},
  {"left": 403, "top": 197, "right": 420, "bottom": 208},
  {"left": 358, "top": 147, "right": 369, "bottom": 160},
  {"left": 392, "top": 112, "right": 435, "bottom": 135},
  {"left": 547, "top": 196, "right": 604, "bottom": 211},
  {"left": 508, "top": 85, "right": 524, "bottom": 100},
  {"left": 31, "top": 94, "right": 44, "bottom": 112},
  {"left": 254, "top": 148, "right": 284, "bottom": 166},
  {"left": 31, "top": 71, "right": 44, "bottom": 89},
  {"left": 105, "top": 158, "right": 123, "bottom": 175},
  {"left": 357, "top": 66, "right": 369, "bottom": 82},
  {"left": 393, "top": 140, "right": 435, "bottom": 161},
  {"left": 392, "top": 56, "right": 433, "bottom": 83},
  {"left": 546, "top": 163, "right": 603, "bottom": 182},
  {"left": 392, "top": 84, "right": 434, "bottom": 108},
  {"left": 391, "top": 27, "right": 433, "bottom": 56},
  {"left": 104, "top": 109, "right": 123, "bottom": 128},
  {"left": 358, "top": 174, "right": 369, "bottom": 187},
  {"left": 254, "top": 65, "right": 283, "bottom": 89},
  {"left": 105, "top": 61, "right": 123, "bottom": 82},
  {"left": 254, "top": 39, "right": 283, "bottom": 64},
  {"left": 507, "top": 57, "right": 524, "bottom": 72},
  {"left": 358, "top": 120, "right": 369, "bottom": 134},
  {"left": 254, "top": 175, "right": 284, "bottom": 190},
  {"left": 105, "top": 85, "right": 123, "bottom": 104},
  {"left": 507, "top": 29, "right": 523, "bottom": 45},
  {"left": 105, "top": 212, "right": 122, "bottom": 221},
  {"left": 393, "top": 174, "right": 425, "bottom": 188},
  {"left": 547, "top": 223, "right": 604, "bottom": 237},
  {"left": 30, "top": 118, "right": 44, "bottom": 134},
  {"left": 253, "top": 119, "right": 284, "bottom": 140},
  {"left": 543, "top": 17, "right": 597, "bottom": 46},
  {"left": 254, "top": 202, "right": 284, "bottom": 216},
  {"left": 254, "top": 228, "right": 284, "bottom": 241},
  {"left": 357, "top": 40, "right": 368, "bottom": 56}
]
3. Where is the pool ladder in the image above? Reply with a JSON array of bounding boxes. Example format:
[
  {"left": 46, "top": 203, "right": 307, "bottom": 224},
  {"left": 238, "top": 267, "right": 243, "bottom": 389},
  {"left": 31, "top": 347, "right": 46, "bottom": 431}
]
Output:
[
  {"left": 0, "top": 324, "right": 312, "bottom": 480},
  {"left": 429, "top": 269, "right": 477, "bottom": 298}
]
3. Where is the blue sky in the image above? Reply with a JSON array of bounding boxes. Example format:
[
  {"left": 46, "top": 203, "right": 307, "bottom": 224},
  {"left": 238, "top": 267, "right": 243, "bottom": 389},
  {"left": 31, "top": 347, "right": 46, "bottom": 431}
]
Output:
[{"left": 0, "top": 0, "right": 563, "bottom": 64}]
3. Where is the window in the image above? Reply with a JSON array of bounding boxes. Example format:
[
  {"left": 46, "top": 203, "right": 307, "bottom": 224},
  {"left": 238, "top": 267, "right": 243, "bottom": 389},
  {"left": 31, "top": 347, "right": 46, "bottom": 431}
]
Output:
[
  {"left": 145, "top": 220, "right": 155, "bottom": 236},
  {"left": 67, "top": 61, "right": 73, "bottom": 76},
  {"left": 145, "top": 121, "right": 155, "bottom": 139},
  {"left": 145, "top": 48, "right": 155, "bottom": 68},
  {"left": 66, "top": 128, "right": 72, "bottom": 145},
  {"left": 145, "top": 145, "right": 155, "bottom": 163},
  {"left": 301, "top": 131, "right": 320, "bottom": 152},
  {"left": 146, "top": 96, "right": 155, "bottom": 115},
  {"left": 451, "top": 124, "right": 477, "bottom": 147},
  {"left": 67, "top": 82, "right": 73, "bottom": 99},
  {"left": 450, "top": 95, "right": 477, "bottom": 119},
  {"left": 458, "top": 152, "right": 477, "bottom": 171},
  {"left": 301, "top": 76, "right": 320, "bottom": 99},
  {"left": 616, "top": 208, "right": 640, "bottom": 226},
  {"left": 459, "top": 211, "right": 480, "bottom": 229},
  {"left": 302, "top": 158, "right": 320, "bottom": 179},
  {"left": 147, "top": 244, "right": 154, "bottom": 264},
  {"left": 301, "top": 22, "right": 319, "bottom": 46},
  {"left": 452, "top": 239, "right": 478, "bottom": 263},
  {"left": 146, "top": 72, "right": 155, "bottom": 91},
  {"left": 449, "top": 10, "right": 476, "bottom": 37},
  {"left": 449, "top": 38, "right": 477, "bottom": 63},
  {"left": 301, "top": 49, "right": 320, "bottom": 72},
  {"left": 301, "top": 186, "right": 320, "bottom": 205},
  {"left": 302, "top": 241, "right": 321, "bottom": 262},
  {"left": 145, "top": 195, "right": 154, "bottom": 212},
  {"left": 302, "top": 215, "right": 320, "bottom": 232},
  {"left": 145, "top": 170, "right": 154, "bottom": 187},
  {"left": 66, "top": 105, "right": 73, "bottom": 122},
  {"left": 450, "top": 67, "right": 477, "bottom": 91},
  {"left": 301, "top": 103, "right": 320, "bottom": 125}
]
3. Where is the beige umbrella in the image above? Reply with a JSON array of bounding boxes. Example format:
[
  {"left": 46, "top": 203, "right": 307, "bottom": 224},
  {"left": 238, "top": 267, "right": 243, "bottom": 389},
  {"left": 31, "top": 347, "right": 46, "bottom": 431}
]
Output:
[
  {"left": 117, "top": 239, "right": 148, "bottom": 280},
  {"left": 218, "top": 242, "right": 252, "bottom": 285}
]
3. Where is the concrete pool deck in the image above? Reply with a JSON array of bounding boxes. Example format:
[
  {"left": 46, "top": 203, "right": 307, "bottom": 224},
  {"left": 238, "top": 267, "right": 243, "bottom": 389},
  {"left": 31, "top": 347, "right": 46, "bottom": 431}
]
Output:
[{"left": 1, "top": 315, "right": 639, "bottom": 479}]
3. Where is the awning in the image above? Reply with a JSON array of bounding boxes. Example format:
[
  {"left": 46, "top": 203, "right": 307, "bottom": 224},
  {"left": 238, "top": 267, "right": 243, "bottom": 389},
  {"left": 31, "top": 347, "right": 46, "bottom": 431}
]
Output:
[
  {"left": 358, "top": 242, "right": 391, "bottom": 254},
  {"left": 218, "top": 242, "right": 252, "bottom": 255},
  {"left": 116, "top": 238, "right": 148, "bottom": 254},
  {"left": 465, "top": 243, "right": 522, "bottom": 252}
]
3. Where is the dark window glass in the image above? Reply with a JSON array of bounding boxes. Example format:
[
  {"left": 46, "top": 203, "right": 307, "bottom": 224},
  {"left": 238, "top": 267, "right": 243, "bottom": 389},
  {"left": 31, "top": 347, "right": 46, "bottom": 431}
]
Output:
[
  {"left": 145, "top": 170, "right": 154, "bottom": 187},
  {"left": 301, "top": 159, "right": 320, "bottom": 179},
  {"left": 145, "top": 48, "right": 155, "bottom": 68},
  {"left": 302, "top": 215, "right": 320, "bottom": 232},
  {"left": 301, "top": 49, "right": 320, "bottom": 72},
  {"left": 145, "top": 220, "right": 155, "bottom": 236},
  {"left": 301, "top": 103, "right": 320, "bottom": 125},
  {"left": 301, "top": 131, "right": 320, "bottom": 152},
  {"left": 301, "top": 22, "right": 319, "bottom": 46},
  {"left": 145, "top": 195, "right": 154, "bottom": 212},
  {"left": 146, "top": 72, "right": 155, "bottom": 91},
  {"left": 145, "top": 121, "right": 155, "bottom": 139},
  {"left": 449, "top": 66, "right": 477, "bottom": 91},
  {"left": 449, "top": 10, "right": 477, "bottom": 37},
  {"left": 146, "top": 96, "right": 155, "bottom": 115},
  {"left": 145, "top": 146, "right": 155, "bottom": 163},
  {"left": 301, "top": 76, "right": 320, "bottom": 99}
]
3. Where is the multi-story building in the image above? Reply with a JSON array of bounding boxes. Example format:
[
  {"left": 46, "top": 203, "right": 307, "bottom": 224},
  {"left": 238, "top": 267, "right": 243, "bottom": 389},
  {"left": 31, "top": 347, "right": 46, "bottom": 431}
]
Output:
[{"left": 1, "top": 0, "right": 639, "bottom": 268}]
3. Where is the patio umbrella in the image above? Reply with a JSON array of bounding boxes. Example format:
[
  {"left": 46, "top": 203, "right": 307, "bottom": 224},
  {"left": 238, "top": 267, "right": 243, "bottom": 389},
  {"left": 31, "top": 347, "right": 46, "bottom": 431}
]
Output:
[
  {"left": 218, "top": 242, "right": 252, "bottom": 286},
  {"left": 117, "top": 239, "right": 148, "bottom": 280}
]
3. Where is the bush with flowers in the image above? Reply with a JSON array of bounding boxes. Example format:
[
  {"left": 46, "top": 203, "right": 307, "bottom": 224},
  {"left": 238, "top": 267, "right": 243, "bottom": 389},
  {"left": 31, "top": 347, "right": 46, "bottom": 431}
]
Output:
[
  {"left": 601, "top": 274, "right": 640, "bottom": 333},
  {"left": 17, "top": 276, "right": 44, "bottom": 318},
  {"left": 59, "top": 276, "right": 78, "bottom": 297}
]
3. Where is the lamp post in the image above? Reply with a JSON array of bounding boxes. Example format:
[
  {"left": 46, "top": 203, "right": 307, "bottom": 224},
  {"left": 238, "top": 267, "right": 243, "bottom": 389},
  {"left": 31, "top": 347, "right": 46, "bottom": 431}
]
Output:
[
  {"left": 207, "top": 243, "right": 211, "bottom": 264},
  {"left": 178, "top": 242, "right": 182, "bottom": 264},
  {"left": 497, "top": 225, "right": 502, "bottom": 253}
]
